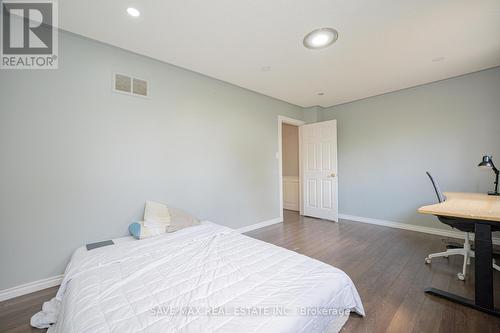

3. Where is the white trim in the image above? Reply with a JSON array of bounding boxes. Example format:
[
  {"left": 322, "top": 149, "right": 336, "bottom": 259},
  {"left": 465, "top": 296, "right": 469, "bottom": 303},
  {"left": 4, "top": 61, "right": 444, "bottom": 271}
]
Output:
[
  {"left": 0, "top": 217, "right": 283, "bottom": 302},
  {"left": 0, "top": 275, "right": 63, "bottom": 302},
  {"left": 277, "top": 116, "right": 305, "bottom": 220},
  {"left": 3, "top": 214, "right": 496, "bottom": 302},
  {"left": 0, "top": 216, "right": 283, "bottom": 302},
  {"left": 298, "top": 125, "right": 304, "bottom": 216},
  {"left": 236, "top": 217, "right": 283, "bottom": 234},
  {"left": 339, "top": 214, "right": 500, "bottom": 245}
]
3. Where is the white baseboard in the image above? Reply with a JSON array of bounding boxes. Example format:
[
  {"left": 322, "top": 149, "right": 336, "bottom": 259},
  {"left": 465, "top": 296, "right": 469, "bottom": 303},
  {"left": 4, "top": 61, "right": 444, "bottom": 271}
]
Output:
[
  {"left": 236, "top": 217, "right": 283, "bottom": 234},
  {"left": 0, "top": 275, "right": 63, "bottom": 302},
  {"left": 2, "top": 214, "right": 495, "bottom": 302},
  {"left": 283, "top": 204, "right": 299, "bottom": 211},
  {"left": 339, "top": 214, "right": 500, "bottom": 245},
  {"left": 0, "top": 218, "right": 284, "bottom": 303}
]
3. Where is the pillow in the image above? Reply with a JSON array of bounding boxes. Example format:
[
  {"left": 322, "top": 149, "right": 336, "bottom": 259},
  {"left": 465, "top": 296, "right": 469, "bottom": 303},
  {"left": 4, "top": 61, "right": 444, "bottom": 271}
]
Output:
[
  {"left": 165, "top": 207, "right": 200, "bottom": 232},
  {"left": 128, "top": 222, "right": 166, "bottom": 240},
  {"left": 143, "top": 201, "right": 171, "bottom": 225}
]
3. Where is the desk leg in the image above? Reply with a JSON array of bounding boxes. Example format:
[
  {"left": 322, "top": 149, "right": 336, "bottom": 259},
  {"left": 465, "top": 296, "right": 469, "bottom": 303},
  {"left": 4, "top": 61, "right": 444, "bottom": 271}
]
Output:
[
  {"left": 424, "top": 288, "right": 500, "bottom": 317},
  {"left": 475, "top": 223, "right": 494, "bottom": 309},
  {"left": 424, "top": 220, "right": 499, "bottom": 317}
]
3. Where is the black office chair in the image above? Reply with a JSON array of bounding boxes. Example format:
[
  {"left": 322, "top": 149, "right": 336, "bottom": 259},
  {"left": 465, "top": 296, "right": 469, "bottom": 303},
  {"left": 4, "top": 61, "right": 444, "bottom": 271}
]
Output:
[{"left": 424, "top": 172, "right": 474, "bottom": 280}]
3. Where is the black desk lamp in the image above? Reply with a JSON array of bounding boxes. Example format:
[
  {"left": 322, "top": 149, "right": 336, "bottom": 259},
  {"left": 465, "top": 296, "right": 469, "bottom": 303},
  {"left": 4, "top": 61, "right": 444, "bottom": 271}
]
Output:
[{"left": 478, "top": 155, "right": 499, "bottom": 196}]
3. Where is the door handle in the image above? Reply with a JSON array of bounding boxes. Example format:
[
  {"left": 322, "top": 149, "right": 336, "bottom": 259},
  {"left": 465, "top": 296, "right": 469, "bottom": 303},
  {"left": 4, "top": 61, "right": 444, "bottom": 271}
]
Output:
[{"left": 330, "top": 173, "right": 336, "bottom": 178}]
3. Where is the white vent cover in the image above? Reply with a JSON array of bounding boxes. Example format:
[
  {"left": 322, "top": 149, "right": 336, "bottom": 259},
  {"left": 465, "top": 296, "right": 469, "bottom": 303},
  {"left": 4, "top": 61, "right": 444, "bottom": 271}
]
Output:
[{"left": 114, "top": 73, "right": 148, "bottom": 97}]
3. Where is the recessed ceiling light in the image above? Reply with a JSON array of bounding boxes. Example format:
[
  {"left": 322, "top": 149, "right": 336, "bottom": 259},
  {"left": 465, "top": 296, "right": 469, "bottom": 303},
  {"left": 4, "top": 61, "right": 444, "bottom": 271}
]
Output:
[
  {"left": 303, "top": 28, "right": 338, "bottom": 50},
  {"left": 317, "top": 92, "right": 325, "bottom": 96},
  {"left": 127, "top": 7, "right": 140, "bottom": 17}
]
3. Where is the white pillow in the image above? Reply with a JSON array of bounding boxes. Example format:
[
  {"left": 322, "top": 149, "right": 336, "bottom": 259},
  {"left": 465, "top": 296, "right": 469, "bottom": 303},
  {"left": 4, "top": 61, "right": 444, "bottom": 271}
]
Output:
[
  {"left": 143, "top": 201, "right": 171, "bottom": 226},
  {"left": 129, "top": 222, "right": 166, "bottom": 240},
  {"left": 166, "top": 207, "right": 200, "bottom": 232}
]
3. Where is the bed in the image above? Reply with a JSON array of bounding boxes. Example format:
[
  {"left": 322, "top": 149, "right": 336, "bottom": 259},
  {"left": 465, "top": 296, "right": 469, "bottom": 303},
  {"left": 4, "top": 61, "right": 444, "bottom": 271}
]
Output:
[{"left": 39, "top": 221, "right": 364, "bottom": 332}]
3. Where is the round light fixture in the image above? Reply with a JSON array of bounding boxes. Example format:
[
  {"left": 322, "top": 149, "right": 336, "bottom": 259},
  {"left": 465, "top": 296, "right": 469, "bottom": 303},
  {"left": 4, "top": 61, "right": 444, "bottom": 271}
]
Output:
[
  {"left": 303, "top": 28, "right": 338, "bottom": 50},
  {"left": 127, "top": 7, "right": 140, "bottom": 17}
]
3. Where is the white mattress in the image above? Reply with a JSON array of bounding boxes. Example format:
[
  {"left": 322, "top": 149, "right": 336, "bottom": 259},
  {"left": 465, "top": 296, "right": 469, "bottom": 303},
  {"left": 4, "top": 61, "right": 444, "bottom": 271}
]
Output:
[{"left": 48, "top": 222, "right": 364, "bottom": 333}]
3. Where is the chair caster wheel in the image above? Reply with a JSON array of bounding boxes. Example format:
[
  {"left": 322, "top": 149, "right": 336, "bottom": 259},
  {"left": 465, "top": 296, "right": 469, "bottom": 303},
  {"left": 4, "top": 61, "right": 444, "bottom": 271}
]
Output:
[
  {"left": 425, "top": 257, "right": 431, "bottom": 264},
  {"left": 457, "top": 273, "right": 465, "bottom": 281}
]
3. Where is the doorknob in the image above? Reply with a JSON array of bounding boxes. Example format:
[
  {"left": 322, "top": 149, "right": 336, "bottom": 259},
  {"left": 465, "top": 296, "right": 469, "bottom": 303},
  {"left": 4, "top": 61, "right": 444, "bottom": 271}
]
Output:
[{"left": 330, "top": 172, "right": 336, "bottom": 177}]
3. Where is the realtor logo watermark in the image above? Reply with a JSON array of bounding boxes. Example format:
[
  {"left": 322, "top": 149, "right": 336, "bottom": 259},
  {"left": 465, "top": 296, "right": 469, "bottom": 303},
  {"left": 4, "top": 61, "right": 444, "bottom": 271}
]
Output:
[{"left": 1, "top": 0, "right": 58, "bottom": 69}]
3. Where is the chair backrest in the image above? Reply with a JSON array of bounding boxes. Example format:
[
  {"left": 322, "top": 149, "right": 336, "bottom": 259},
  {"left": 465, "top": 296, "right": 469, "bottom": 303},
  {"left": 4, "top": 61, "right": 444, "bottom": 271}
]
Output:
[{"left": 426, "top": 171, "right": 445, "bottom": 203}]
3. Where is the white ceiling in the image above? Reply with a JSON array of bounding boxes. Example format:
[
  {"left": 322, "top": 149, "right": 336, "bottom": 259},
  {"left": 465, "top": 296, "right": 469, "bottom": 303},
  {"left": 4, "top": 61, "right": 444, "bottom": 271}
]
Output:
[{"left": 60, "top": 0, "right": 500, "bottom": 108}]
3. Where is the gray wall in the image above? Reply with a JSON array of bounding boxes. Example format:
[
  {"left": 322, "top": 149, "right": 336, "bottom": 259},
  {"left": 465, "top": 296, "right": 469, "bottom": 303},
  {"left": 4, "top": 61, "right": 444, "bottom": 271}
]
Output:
[
  {"left": 319, "top": 67, "right": 500, "bottom": 230},
  {"left": 0, "top": 31, "right": 303, "bottom": 290},
  {"left": 1, "top": 28, "right": 498, "bottom": 291}
]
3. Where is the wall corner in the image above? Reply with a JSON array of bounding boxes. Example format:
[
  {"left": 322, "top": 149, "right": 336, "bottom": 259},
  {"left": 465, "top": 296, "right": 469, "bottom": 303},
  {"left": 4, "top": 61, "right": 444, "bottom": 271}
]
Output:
[{"left": 301, "top": 106, "right": 324, "bottom": 123}]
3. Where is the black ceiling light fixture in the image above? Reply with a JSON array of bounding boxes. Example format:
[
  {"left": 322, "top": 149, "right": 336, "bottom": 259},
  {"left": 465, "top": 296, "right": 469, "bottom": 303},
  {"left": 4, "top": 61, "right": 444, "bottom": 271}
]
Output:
[{"left": 478, "top": 155, "right": 499, "bottom": 196}]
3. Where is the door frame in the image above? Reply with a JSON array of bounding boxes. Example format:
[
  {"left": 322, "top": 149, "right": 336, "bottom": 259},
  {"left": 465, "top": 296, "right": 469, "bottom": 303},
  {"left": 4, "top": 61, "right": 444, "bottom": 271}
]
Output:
[{"left": 278, "top": 116, "right": 306, "bottom": 220}]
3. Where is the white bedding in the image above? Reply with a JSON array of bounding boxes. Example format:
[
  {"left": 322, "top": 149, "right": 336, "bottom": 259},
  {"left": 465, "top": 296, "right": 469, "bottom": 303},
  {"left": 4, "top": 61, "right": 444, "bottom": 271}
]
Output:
[{"left": 41, "top": 222, "right": 364, "bottom": 333}]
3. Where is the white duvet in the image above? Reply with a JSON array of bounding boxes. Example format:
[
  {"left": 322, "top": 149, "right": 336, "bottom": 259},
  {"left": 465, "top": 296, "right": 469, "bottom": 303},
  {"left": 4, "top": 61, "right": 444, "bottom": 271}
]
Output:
[{"left": 37, "top": 222, "right": 364, "bottom": 333}]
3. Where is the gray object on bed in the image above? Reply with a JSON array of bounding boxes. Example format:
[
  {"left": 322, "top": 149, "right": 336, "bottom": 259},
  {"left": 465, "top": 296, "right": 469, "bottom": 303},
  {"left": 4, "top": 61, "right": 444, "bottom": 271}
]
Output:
[{"left": 86, "top": 240, "right": 114, "bottom": 250}]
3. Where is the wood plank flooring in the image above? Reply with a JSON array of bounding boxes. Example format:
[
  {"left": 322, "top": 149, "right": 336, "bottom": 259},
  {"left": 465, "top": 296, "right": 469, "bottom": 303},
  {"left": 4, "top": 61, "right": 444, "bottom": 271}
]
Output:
[
  {"left": 0, "top": 286, "right": 58, "bottom": 333},
  {"left": 246, "top": 210, "right": 500, "bottom": 333},
  {"left": 1, "top": 210, "right": 499, "bottom": 332}
]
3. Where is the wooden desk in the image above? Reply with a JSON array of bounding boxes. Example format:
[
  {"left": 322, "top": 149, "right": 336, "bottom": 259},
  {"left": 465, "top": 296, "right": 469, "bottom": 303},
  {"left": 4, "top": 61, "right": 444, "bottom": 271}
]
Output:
[
  {"left": 418, "top": 192, "right": 500, "bottom": 317},
  {"left": 419, "top": 192, "right": 500, "bottom": 222}
]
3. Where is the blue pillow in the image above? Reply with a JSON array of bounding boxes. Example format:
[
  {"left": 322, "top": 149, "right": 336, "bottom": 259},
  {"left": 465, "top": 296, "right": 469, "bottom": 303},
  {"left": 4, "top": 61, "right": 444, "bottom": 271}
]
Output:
[
  {"left": 128, "top": 223, "right": 142, "bottom": 239},
  {"left": 128, "top": 222, "right": 166, "bottom": 240}
]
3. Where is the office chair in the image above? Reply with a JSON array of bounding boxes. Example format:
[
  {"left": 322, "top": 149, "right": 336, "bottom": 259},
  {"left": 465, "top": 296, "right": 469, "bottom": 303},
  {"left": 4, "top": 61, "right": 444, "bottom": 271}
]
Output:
[
  {"left": 424, "top": 172, "right": 475, "bottom": 281},
  {"left": 424, "top": 172, "right": 500, "bottom": 280}
]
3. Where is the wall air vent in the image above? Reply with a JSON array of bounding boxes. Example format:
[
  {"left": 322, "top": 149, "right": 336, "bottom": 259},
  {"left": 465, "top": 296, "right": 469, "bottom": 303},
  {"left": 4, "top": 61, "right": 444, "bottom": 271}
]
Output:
[{"left": 113, "top": 73, "right": 149, "bottom": 97}]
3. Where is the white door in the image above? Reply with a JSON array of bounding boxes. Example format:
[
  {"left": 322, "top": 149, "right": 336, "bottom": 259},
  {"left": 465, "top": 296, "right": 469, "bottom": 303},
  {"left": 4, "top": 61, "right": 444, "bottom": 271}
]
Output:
[{"left": 300, "top": 120, "right": 338, "bottom": 221}]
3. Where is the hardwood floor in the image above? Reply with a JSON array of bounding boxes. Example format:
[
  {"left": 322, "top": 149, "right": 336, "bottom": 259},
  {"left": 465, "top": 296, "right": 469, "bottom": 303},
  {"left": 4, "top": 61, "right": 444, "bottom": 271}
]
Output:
[
  {"left": 246, "top": 210, "right": 500, "bottom": 333},
  {"left": 1, "top": 210, "right": 499, "bottom": 332},
  {"left": 0, "top": 286, "right": 57, "bottom": 333}
]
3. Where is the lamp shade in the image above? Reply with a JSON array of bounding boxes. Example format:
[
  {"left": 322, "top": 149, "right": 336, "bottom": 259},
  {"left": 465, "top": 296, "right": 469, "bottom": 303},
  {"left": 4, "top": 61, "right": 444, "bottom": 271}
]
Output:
[{"left": 478, "top": 156, "right": 494, "bottom": 168}]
